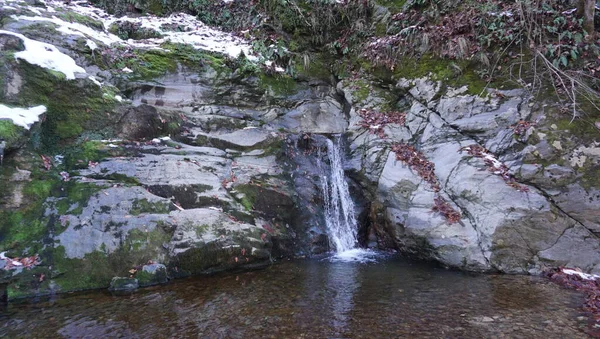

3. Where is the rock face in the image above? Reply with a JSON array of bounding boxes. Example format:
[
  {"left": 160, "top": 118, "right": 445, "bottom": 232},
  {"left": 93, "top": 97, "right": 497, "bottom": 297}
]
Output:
[
  {"left": 0, "top": 3, "right": 350, "bottom": 297},
  {"left": 341, "top": 77, "right": 600, "bottom": 274}
]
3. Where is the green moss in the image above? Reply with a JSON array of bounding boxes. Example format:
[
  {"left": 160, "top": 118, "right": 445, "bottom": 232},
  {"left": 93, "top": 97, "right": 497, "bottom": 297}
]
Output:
[
  {"left": 580, "top": 165, "right": 600, "bottom": 191},
  {"left": 259, "top": 73, "right": 297, "bottom": 96},
  {"left": 108, "top": 22, "right": 162, "bottom": 40},
  {"left": 554, "top": 118, "right": 599, "bottom": 140},
  {"left": 354, "top": 79, "right": 371, "bottom": 103},
  {"left": 18, "top": 22, "right": 59, "bottom": 40},
  {"left": 130, "top": 199, "right": 171, "bottom": 216},
  {"left": 57, "top": 11, "right": 104, "bottom": 30},
  {"left": 17, "top": 62, "right": 117, "bottom": 148},
  {"left": 366, "top": 55, "right": 495, "bottom": 96},
  {"left": 294, "top": 53, "right": 332, "bottom": 80},
  {"left": 374, "top": 22, "right": 388, "bottom": 36},
  {"left": 63, "top": 141, "right": 105, "bottom": 169},
  {"left": 43, "top": 225, "right": 172, "bottom": 295},
  {"left": 146, "top": 0, "right": 165, "bottom": 15},
  {"left": 0, "top": 120, "right": 25, "bottom": 147},
  {"left": 24, "top": 179, "right": 53, "bottom": 199},
  {"left": 60, "top": 182, "right": 103, "bottom": 213},
  {"left": 194, "top": 224, "right": 210, "bottom": 237},
  {"left": 0, "top": 210, "right": 47, "bottom": 255},
  {"left": 130, "top": 50, "right": 178, "bottom": 79}
]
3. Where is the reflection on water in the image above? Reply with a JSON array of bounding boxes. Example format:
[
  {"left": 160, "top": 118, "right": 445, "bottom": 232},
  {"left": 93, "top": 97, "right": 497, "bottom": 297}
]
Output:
[
  {"left": 0, "top": 255, "right": 590, "bottom": 338},
  {"left": 327, "top": 261, "right": 359, "bottom": 335}
]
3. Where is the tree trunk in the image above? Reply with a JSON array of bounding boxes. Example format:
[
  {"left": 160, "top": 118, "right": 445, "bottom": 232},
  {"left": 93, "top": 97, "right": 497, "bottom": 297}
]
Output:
[{"left": 577, "top": 0, "right": 595, "bottom": 39}]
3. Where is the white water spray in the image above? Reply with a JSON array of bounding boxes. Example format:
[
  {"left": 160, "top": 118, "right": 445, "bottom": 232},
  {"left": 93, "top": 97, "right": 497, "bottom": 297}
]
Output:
[{"left": 319, "top": 136, "right": 358, "bottom": 253}]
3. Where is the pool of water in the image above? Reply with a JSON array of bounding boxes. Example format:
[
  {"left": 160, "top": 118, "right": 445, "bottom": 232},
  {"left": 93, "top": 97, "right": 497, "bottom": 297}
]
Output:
[{"left": 0, "top": 254, "right": 591, "bottom": 338}]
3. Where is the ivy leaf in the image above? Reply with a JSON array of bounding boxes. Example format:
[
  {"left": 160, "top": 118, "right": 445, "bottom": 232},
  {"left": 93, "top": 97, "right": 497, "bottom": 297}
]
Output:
[
  {"left": 570, "top": 49, "right": 578, "bottom": 60},
  {"left": 560, "top": 55, "right": 568, "bottom": 67}
]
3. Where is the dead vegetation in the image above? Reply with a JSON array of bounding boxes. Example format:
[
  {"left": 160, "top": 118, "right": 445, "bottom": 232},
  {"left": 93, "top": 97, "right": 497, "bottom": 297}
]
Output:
[
  {"left": 391, "top": 143, "right": 462, "bottom": 224},
  {"left": 358, "top": 109, "right": 406, "bottom": 138},
  {"left": 460, "top": 144, "right": 529, "bottom": 192}
]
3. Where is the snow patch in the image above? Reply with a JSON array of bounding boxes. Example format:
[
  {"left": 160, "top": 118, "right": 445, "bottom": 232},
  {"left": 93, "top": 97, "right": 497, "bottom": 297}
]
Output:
[
  {"left": 86, "top": 39, "right": 98, "bottom": 51},
  {"left": 88, "top": 75, "right": 102, "bottom": 87},
  {"left": 0, "top": 104, "right": 47, "bottom": 130},
  {"left": 11, "top": 1, "right": 255, "bottom": 59},
  {"left": 0, "top": 30, "right": 85, "bottom": 79},
  {"left": 562, "top": 269, "right": 600, "bottom": 281}
]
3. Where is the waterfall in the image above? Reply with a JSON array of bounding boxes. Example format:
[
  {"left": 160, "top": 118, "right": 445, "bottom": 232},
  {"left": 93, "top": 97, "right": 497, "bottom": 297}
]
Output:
[{"left": 318, "top": 136, "right": 358, "bottom": 253}]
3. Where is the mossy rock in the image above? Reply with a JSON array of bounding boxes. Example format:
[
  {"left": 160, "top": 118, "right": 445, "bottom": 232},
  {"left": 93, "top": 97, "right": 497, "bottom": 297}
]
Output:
[
  {"left": 57, "top": 11, "right": 105, "bottom": 30},
  {"left": 0, "top": 120, "right": 29, "bottom": 151},
  {"left": 17, "top": 62, "right": 118, "bottom": 148},
  {"left": 108, "top": 21, "right": 162, "bottom": 40},
  {"left": 234, "top": 183, "right": 297, "bottom": 221},
  {"left": 136, "top": 263, "right": 169, "bottom": 287},
  {"left": 258, "top": 73, "right": 297, "bottom": 97}
]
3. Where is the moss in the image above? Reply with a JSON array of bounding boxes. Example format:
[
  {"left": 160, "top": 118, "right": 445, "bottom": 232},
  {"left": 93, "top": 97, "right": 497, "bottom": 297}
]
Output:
[
  {"left": 353, "top": 79, "right": 372, "bottom": 103},
  {"left": 59, "top": 182, "right": 103, "bottom": 213},
  {"left": 18, "top": 22, "right": 60, "bottom": 40},
  {"left": 108, "top": 21, "right": 162, "bottom": 40},
  {"left": 580, "top": 165, "right": 600, "bottom": 191},
  {"left": 234, "top": 183, "right": 296, "bottom": 221},
  {"left": 259, "top": 73, "right": 297, "bottom": 96},
  {"left": 0, "top": 120, "right": 26, "bottom": 148},
  {"left": 130, "top": 199, "right": 171, "bottom": 216},
  {"left": 146, "top": 0, "right": 165, "bottom": 15},
  {"left": 0, "top": 210, "right": 47, "bottom": 255},
  {"left": 63, "top": 141, "right": 105, "bottom": 169},
  {"left": 37, "top": 225, "right": 172, "bottom": 295},
  {"left": 374, "top": 22, "right": 388, "bottom": 36},
  {"left": 129, "top": 50, "right": 178, "bottom": 80},
  {"left": 554, "top": 118, "right": 599, "bottom": 140},
  {"left": 17, "top": 62, "right": 117, "bottom": 148},
  {"left": 294, "top": 53, "right": 332, "bottom": 80},
  {"left": 57, "top": 11, "right": 104, "bottom": 30},
  {"left": 24, "top": 179, "right": 53, "bottom": 200},
  {"left": 365, "top": 55, "right": 500, "bottom": 97},
  {"left": 194, "top": 224, "right": 210, "bottom": 237}
]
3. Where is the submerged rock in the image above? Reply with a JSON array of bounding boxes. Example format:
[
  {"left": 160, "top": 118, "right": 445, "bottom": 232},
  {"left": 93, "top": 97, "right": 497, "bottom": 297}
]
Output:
[{"left": 109, "top": 277, "right": 139, "bottom": 292}]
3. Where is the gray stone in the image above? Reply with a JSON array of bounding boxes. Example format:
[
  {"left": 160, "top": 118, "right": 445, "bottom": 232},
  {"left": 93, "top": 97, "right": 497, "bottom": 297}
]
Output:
[
  {"left": 109, "top": 277, "right": 139, "bottom": 291},
  {"left": 275, "top": 99, "right": 347, "bottom": 133},
  {"left": 138, "top": 263, "right": 169, "bottom": 286}
]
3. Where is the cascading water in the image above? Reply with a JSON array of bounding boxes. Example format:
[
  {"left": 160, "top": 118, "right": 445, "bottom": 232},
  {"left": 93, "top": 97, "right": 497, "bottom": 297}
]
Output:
[{"left": 318, "top": 136, "right": 358, "bottom": 253}]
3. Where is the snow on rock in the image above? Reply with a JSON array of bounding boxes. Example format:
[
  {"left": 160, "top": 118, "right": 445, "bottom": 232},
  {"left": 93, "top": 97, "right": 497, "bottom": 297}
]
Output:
[
  {"left": 562, "top": 268, "right": 600, "bottom": 281},
  {"left": 88, "top": 75, "right": 102, "bottom": 86},
  {"left": 86, "top": 39, "right": 98, "bottom": 51},
  {"left": 0, "top": 30, "right": 85, "bottom": 79},
  {"left": 9, "top": 0, "right": 255, "bottom": 59},
  {"left": 0, "top": 104, "right": 47, "bottom": 129}
]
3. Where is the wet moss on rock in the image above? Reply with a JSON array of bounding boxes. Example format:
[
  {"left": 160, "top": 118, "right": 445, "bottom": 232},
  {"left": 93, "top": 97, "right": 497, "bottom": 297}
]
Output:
[
  {"left": 17, "top": 62, "right": 118, "bottom": 148},
  {"left": 56, "top": 10, "right": 105, "bottom": 30}
]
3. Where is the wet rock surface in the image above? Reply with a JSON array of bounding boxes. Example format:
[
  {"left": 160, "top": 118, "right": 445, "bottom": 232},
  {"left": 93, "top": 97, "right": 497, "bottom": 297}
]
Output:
[{"left": 342, "top": 77, "right": 600, "bottom": 275}]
